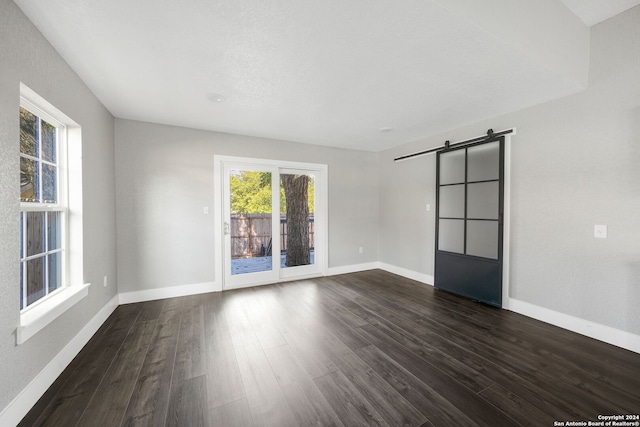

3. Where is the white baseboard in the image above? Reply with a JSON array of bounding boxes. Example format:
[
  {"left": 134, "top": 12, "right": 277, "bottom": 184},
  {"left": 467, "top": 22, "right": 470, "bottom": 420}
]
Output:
[
  {"left": 118, "top": 281, "right": 219, "bottom": 305},
  {"left": 327, "top": 262, "right": 380, "bottom": 276},
  {"left": 0, "top": 295, "right": 119, "bottom": 427},
  {"left": 509, "top": 298, "right": 640, "bottom": 354},
  {"left": 327, "top": 262, "right": 434, "bottom": 286},
  {"left": 378, "top": 262, "right": 434, "bottom": 285}
]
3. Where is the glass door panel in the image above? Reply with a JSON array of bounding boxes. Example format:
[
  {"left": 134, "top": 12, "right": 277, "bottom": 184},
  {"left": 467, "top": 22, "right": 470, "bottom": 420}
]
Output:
[
  {"left": 279, "top": 169, "right": 321, "bottom": 279},
  {"left": 467, "top": 141, "right": 500, "bottom": 181},
  {"left": 223, "top": 164, "right": 279, "bottom": 289},
  {"left": 466, "top": 220, "right": 499, "bottom": 259},
  {"left": 230, "top": 169, "right": 273, "bottom": 275},
  {"left": 439, "top": 149, "right": 466, "bottom": 185},
  {"left": 280, "top": 171, "right": 315, "bottom": 269},
  {"left": 438, "top": 219, "right": 465, "bottom": 254},
  {"left": 467, "top": 181, "right": 499, "bottom": 219},
  {"left": 439, "top": 184, "right": 465, "bottom": 218}
]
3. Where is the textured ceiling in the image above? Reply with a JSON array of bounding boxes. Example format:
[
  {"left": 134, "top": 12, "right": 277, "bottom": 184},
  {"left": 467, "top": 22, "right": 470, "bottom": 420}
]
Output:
[{"left": 13, "top": 0, "right": 636, "bottom": 151}]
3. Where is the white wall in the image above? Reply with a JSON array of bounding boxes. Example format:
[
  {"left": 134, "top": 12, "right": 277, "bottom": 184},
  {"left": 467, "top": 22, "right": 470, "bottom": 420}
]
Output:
[
  {"left": 379, "top": 5, "right": 640, "bottom": 336},
  {"left": 0, "top": 0, "right": 118, "bottom": 415},
  {"left": 115, "top": 119, "right": 379, "bottom": 294}
]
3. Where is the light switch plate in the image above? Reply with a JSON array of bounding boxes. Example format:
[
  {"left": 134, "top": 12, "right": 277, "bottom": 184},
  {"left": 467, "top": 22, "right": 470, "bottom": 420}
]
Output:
[{"left": 594, "top": 225, "right": 607, "bottom": 239}]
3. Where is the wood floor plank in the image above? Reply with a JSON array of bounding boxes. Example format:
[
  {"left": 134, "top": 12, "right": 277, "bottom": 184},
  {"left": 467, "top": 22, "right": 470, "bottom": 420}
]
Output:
[
  {"left": 202, "top": 293, "right": 246, "bottom": 408},
  {"left": 223, "top": 290, "right": 262, "bottom": 349},
  {"left": 478, "top": 382, "right": 557, "bottom": 426},
  {"left": 354, "top": 344, "right": 478, "bottom": 423},
  {"left": 561, "top": 368, "right": 640, "bottom": 410},
  {"left": 166, "top": 375, "right": 208, "bottom": 427},
  {"left": 407, "top": 317, "right": 630, "bottom": 419},
  {"left": 137, "top": 299, "right": 167, "bottom": 322},
  {"left": 280, "top": 326, "right": 340, "bottom": 379},
  {"left": 28, "top": 304, "right": 143, "bottom": 427},
  {"left": 232, "top": 339, "right": 297, "bottom": 427},
  {"left": 340, "top": 273, "right": 497, "bottom": 332},
  {"left": 314, "top": 302, "right": 373, "bottom": 352},
  {"left": 252, "top": 284, "right": 339, "bottom": 379},
  {"left": 264, "top": 344, "right": 345, "bottom": 427},
  {"left": 315, "top": 290, "right": 370, "bottom": 328},
  {"left": 76, "top": 319, "right": 157, "bottom": 427},
  {"left": 339, "top": 278, "right": 613, "bottom": 421},
  {"left": 358, "top": 323, "right": 518, "bottom": 427},
  {"left": 275, "top": 280, "right": 371, "bottom": 353},
  {"left": 332, "top": 351, "right": 427, "bottom": 426},
  {"left": 367, "top": 317, "right": 495, "bottom": 393},
  {"left": 173, "top": 295, "right": 206, "bottom": 382},
  {"left": 121, "top": 298, "right": 184, "bottom": 427},
  {"left": 18, "top": 304, "right": 133, "bottom": 427},
  {"left": 351, "top": 301, "right": 581, "bottom": 421},
  {"left": 325, "top": 276, "right": 573, "bottom": 396},
  {"left": 209, "top": 398, "right": 254, "bottom": 427},
  {"left": 314, "top": 370, "right": 388, "bottom": 427},
  {"left": 239, "top": 289, "right": 287, "bottom": 350}
]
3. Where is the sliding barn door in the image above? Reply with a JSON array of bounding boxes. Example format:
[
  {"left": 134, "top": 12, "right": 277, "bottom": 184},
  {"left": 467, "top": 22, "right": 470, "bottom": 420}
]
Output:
[{"left": 435, "top": 137, "right": 504, "bottom": 307}]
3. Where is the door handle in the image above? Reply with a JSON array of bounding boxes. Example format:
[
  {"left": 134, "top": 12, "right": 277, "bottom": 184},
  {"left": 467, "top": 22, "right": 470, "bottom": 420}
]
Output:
[{"left": 224, "top": 222, "right": 230, "bottom": 235}]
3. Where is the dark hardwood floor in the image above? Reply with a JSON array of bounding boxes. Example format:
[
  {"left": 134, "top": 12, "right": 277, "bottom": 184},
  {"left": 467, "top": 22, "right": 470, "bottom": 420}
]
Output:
[{"left": 20, "top": 270, "right": 640, "bottom": 426}]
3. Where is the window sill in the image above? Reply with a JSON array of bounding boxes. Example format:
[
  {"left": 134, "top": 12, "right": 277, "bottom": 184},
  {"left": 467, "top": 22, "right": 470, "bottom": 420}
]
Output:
[{"left": 17, "top": 283, "right": 91, "bottom": 345}]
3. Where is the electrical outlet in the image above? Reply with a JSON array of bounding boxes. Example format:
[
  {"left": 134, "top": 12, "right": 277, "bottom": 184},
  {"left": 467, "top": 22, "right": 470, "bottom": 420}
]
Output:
[
  {"left": 103, "top": 275, "right": 108, "bottom": 287},
  {"left": 203, "top": 206, "right": 210, "bottom": 214},
  {"left": 359, "top": 246, "right": 364, "bottom": 254}
]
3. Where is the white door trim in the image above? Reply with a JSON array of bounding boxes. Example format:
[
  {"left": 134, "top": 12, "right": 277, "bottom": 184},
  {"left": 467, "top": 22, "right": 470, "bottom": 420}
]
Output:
[{"left": 501, "top": 131, "right": 515, "bottom": 309}]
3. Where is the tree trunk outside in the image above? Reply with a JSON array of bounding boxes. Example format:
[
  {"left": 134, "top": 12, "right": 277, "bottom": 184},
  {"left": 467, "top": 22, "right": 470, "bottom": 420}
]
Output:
[{"left": 281, "top": 174, "right": 310, "bottom": 267}]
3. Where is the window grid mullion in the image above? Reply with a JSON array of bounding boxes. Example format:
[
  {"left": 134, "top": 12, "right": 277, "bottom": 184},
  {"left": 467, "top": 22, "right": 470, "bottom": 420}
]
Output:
[
  {"left": 21, "top": 248, "right": 63, "bottom": 263},
  {"left": 19, "top": 154, "right": 57, "bottom": 168},
  {"left": 20, "top": 153, "right": 38, "bottom": 163}
]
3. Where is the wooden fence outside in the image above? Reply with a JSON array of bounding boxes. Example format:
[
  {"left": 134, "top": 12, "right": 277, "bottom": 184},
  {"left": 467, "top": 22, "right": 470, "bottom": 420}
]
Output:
[{"left": 231, "top": 213, "right": 315, "bottom": 259}]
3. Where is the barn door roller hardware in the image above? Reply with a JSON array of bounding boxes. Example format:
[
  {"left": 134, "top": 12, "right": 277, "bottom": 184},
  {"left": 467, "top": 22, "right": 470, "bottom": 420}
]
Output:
[{"left": 394, "top": 128, "right": 514, "bottom": 162}]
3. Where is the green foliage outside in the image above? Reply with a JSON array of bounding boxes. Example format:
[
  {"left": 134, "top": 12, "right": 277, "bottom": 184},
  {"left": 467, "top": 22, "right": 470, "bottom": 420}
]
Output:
[
  {"left": 20, "top": 107, "right": 57, "bottom": 203},
  {"left": 230, "top": 171, "right": 314, "bottom": 214}
]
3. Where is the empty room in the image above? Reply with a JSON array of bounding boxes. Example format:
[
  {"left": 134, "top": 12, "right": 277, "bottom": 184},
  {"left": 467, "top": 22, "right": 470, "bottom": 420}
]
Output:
[{"left": 1, "top": 0, "right": 639, "bottom": 426}]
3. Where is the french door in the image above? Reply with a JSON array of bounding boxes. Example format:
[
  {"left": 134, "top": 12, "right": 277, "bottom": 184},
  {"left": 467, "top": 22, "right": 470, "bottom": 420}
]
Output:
[
  {"left": 217, "top": 157, "right": 326, "bottom": 290},
  {"left": 435, "top": 137, "right": 504, "bottom": 307}
]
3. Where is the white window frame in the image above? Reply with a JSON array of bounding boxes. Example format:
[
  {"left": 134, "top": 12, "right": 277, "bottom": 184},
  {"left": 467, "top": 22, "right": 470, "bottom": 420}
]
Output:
[
  {"left": 17, "top": 84, "right": 89, "bottom": 345},
  {"left": 19, "top": 99, "right": 68, "bottom": 310}
]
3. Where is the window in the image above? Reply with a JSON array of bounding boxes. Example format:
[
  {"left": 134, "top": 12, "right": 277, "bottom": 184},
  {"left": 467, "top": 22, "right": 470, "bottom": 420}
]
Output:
[
  {"left": 17, "top": 84, "right": 87, "bottom": 345},
  {"left": 20, "top": 103, "right": 67, "bottom": 310}
]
